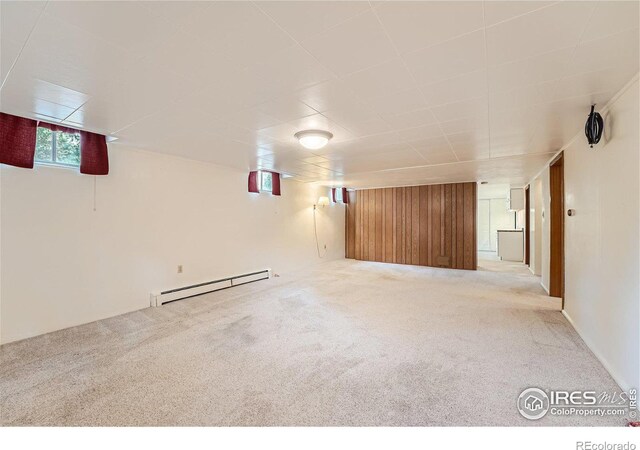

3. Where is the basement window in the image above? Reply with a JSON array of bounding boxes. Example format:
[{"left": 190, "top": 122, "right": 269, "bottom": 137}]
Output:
[
  {"left": 35, "top": 127, "right": 80, "bottom": 167},
  {"left": 259, "top": 170, "right": 273, "bottom": 193}
]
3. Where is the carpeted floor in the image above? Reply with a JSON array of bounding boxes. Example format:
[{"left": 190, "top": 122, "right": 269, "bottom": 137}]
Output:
[{"left": 0, "top": 259, "right": 625, "bottom": 426}]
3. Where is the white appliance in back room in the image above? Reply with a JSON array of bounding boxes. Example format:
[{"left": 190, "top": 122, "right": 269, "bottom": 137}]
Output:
[{"left": 497, "top": 188, "right": 525, "bottom": 262}]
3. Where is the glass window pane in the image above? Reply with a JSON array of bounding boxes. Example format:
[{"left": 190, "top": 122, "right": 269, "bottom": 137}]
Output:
[
  {"left": 35, "top": 127, "right": 53, "bottom": 162},
  {"left": 261, "top": 171, "right": 272, "bottom": 192},
  {"left": 55, "top": 131, "right": 81, "bottom": 165},
  {"left": 336, "top": 188, "right": 343, "bottom": 202}
]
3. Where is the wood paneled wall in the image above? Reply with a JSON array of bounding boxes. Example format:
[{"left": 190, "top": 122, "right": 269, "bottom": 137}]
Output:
[{"left": 345, "top": 183, "right": 477, "bottom": 270}]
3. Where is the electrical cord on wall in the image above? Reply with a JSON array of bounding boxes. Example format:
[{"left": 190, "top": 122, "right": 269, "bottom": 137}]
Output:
[{"left": 313, "top": 205, "right": 327, "bottom": 258}]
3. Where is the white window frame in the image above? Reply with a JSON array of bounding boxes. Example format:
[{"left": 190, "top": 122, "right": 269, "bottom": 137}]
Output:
[
  {"left": 258, "top": 170, "right": 273, "bottom": 193},
  {"left": 34, "top": 128, "right": 81, "bottom": 169}
]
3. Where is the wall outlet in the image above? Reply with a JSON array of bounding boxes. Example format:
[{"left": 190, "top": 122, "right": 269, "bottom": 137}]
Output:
[{"left": 177, "top": 265, "right": 183, "bottom": 274}]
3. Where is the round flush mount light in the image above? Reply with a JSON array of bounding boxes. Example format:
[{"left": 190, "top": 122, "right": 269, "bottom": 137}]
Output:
[{"left": 294, "top": 129, "right": 333, "bottom": 150}]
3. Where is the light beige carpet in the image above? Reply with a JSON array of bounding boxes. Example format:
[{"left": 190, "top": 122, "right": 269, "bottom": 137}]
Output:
[{"left": 0, "top": 259, "right": 624, "bottom": 426}]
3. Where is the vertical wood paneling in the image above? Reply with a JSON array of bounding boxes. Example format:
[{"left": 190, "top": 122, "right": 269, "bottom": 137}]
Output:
[
  {"left": 362, "top": 190, "right": 369, "bottom": 261},
  {"left": 419, "top": 185, "right": 428, "bottom": 266},
  {"left": 385, "top": 189, "right": 393, "bottom": 263},
  {"left": 432, "top": 185, "right": 441, "bottom": 266},
  {"left": 368, "top": 190, "right": 376, "bottom": 260},
  {"left": 375, "top": 189, "right": 383, "bottom": 262},
  {"left": 443, "top": 184, "right": 452, "bottom": 268},
  {"left": 463, "top": 183, "right": 474, "bottom": 269},
  {"left": 451, "top": 184, "right": 457, "bottom": 267},
  {"left": 456, "top": 184, "right": 465, "bottom": 269},
  {"left": 346, "top": 182, "right": 477, "bottom": 270},
  {"left": 411, "top": 186, "right": 420, "bottom": 265}
]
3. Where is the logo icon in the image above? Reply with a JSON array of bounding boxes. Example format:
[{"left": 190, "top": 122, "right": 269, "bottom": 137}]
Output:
[{"left": 518, "top": 388, "right": 550, "bottom": 420}]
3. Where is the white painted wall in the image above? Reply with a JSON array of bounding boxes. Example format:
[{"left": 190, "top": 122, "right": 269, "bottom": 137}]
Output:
[
  {"left": 562, "top": 78, "right": 639, "bottom": 392},
  {"left": 0, "top": 145, "right": 345, "bottom": 344}
]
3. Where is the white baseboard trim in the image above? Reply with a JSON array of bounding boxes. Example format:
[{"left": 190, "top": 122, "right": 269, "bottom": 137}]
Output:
[
  {"left": 540, "top": 281, "right": 549, "bottom": 294},
  {"left": 528, "top": 266, "right": 535, "bottom": 275},
  {"left": 561, "top": 310, "right": 631, "bottom": 392}
]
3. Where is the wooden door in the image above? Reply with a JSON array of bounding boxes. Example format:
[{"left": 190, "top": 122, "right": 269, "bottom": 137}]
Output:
[
  {"left": 549, "top": 153, "right": 564, "bottom": 302},
  {"left": 525, "top": 185, "right": 530, "bottom": 266}
]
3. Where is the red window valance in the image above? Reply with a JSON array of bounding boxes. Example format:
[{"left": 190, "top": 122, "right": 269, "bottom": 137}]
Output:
[{"left": 0, "top": 112, "right": 37, "bottom": 168}]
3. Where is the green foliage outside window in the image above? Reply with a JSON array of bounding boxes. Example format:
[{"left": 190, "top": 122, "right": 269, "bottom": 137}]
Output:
[
  {"left": 260, "top": 171, "right": 273, "bottom": 192},
  {"left": 35, "top": 127, "right": 80, "bottom": 166}
]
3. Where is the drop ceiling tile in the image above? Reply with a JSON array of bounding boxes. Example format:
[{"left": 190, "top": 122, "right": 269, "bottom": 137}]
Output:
[
  {"left": 489, "top": 81, "right": 557, "bottom": 113},
  {"left": 408, "top": 135, "right": 452, "bottom": 156},
  {"left": 255, "top": 96, "right": 318, "bottom": 123},
  {"left": 321, "top": 102, "right": 390, "bottom": 137},
  {"left": 177, "top": 2, "right": 296, "bottom": 68},
  {"left": 295, "top": 79, "right": 363, "bottom": 113},
  {"left": 581, "top": 0, "right": 639, "bottom": 43},
  {"left": 235, "top": 44, "right": 335, "bottom": 109},
  {"left": 366, "top": 87, "right": 429, "bottom": 117},
  {"left": 424, "top": 151, "right": 459, "bottom": 165},
  {"left": 404, "top": 30, "right": 486, "bottom": 86},
  {"left": 439, "top": 114, "right": 489, "bottom": 136},
  {"left": 382, "top": 108, "right": 438, "bottom": 131},
  {"left": 45, "top": 1, "right": 179, "bottom": 58},
  {"left": 0, "top": 89, "right": 76, "bottom": 122},
  {"left": 485, "top": 1, "right": 595, "bottom": 66},
  {"left": 0, "top": 1, "right": 45, "bottom": 47},
  {"left": 483, "top": 1, "right": 557, "bottom": 27},
  {"left": 1, "top": 75, "right": 89, "bottom": 114},
  {"left": 11, "top": 11, "right": 137, "bottom": 97},
  {"left": 214, "top": 107, "right": 282, "bottom": 132},
  {"left": 420, "top": 69, "right": 488, "bottom": 107},
  {"left": 301, "top": 10, "right": 397, "bottom": 77},
  {"left": 374, "top": 1, "right": 484, "bottom": 54},
  {"left": 143, "top": 1, "right": 210, "bottom": 24},
  {"left": 341, "top": 58, "right": 416, "bottom": 100},
  {"left": 299, "top": 155, "right": 330, "bottom": 165},
  {"left": 431, "top": 96, "right": 487, "bottom": 123},
  {"left": 339, "top": 148, "right": 427, "bottom": 173},
  {"left": 396, "top": 123, "right": 444, "bottom": 143},
  {"left": 1, "top": 38, "right": 22, "bottom": 85},
  {"left": 552, "top": 68, "right": 632, "bottom": 103},
  {"left": 257, "top": 1, "right": 370, "bottom": 42},
  {"left": 567, "top": 27, "right": 639, "bottom": 78},
  {"left": 488, "top": 46, "right": 574, "bottom": 93},
  {"left": 140, "top": 29, "right": 246, "bottom": 94}
]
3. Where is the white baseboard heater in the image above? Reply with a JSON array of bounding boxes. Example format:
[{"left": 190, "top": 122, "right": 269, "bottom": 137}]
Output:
[{"left": 150, "top": 269, "right": 270, "bottom": 307}]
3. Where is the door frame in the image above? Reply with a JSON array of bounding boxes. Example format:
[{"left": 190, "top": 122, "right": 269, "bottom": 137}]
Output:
[
  {"left": 549, "top": 152, "right": 565, "bottom": 304},
  {"left": 524, "top": 185, "right": 530, "bottom": 266}
]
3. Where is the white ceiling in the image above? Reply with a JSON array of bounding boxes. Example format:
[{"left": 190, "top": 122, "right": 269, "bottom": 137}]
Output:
[{"left": 1, "top": 1, "right": 638, "bottom": 188}]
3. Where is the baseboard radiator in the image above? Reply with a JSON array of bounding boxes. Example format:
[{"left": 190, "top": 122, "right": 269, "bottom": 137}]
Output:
[{"left": 150, "top": 269, "right": 271, "bottom": 306}]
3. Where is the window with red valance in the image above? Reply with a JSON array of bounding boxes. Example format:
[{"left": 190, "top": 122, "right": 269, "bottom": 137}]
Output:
[
  {"left": 0, "top": 112, "right": 109, "bottom": 175},
  {"left": 248, "top": 170, "right": 281, "bottom": 196},
  {"left": 331, "top": 187, "right": 350, "bottom": 204}
]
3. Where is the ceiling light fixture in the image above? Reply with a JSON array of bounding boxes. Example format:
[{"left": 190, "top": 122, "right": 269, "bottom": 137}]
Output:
[{"left": 295, "top": 130, "right": 333, "bottom": 150}]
